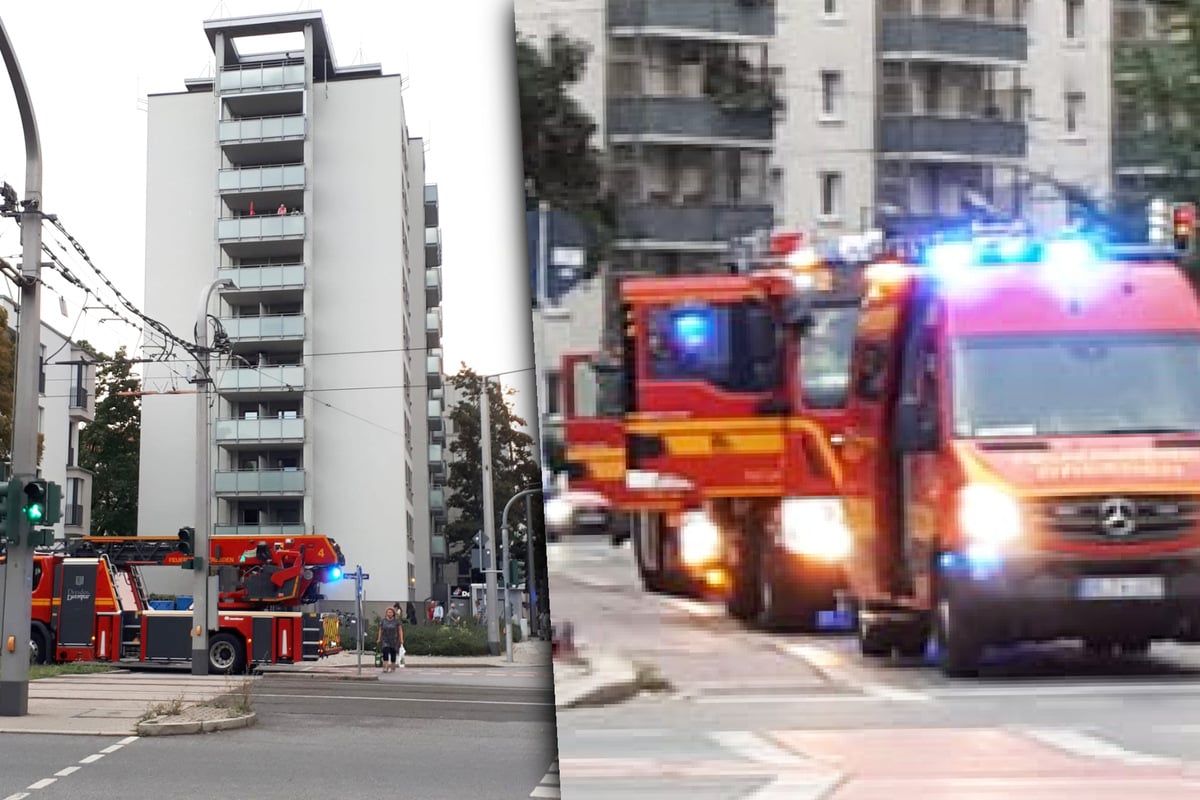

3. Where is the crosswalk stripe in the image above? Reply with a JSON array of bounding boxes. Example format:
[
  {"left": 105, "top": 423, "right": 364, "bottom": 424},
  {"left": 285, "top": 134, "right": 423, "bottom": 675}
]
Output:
[
  {"left": 1022, "top": 728, "right": 1179, "bottom": 766},
  {"left": 741, "top": 774, "right": 843, "bottom": 800},
  {"left": 709, "top": 730, "right": 810, "bottom": 767}
]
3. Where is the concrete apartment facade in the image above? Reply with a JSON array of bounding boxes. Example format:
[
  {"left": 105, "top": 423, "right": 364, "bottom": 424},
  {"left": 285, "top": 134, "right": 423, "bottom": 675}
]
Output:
[
  {"left": 138, "top": 10, "right": 442, "bottom": 608},
  {"left": 0, "top": 296, "right": 96, "bottom": 541}
]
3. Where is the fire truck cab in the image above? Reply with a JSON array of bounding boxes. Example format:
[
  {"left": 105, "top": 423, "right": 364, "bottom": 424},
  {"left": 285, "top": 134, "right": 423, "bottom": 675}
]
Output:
[{"left": 843, "top": 235, "right": 1200, "bottom": 674}]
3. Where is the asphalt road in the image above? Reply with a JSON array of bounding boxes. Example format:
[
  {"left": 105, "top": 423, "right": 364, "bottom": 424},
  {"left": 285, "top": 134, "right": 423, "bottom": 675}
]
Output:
[
  {"left": 0, "top": 674, "right": 559, "bottom": 800},
  {"left": 548, "top": 537, "right": 1200, "bottom": 799}
]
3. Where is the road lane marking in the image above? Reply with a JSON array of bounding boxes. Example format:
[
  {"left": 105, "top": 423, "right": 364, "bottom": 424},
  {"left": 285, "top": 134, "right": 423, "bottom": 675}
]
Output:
[
  {"left": 710, "top": 730, "right": 811, "bottom": 767},
  {"left": 1023, "top": 728, "right": 1178, "bottom": 766},
  {"left": 779, "top": 641, "right": 933, "bottom": 703},
  {"left": 662, "top": 597, "right": 726, "bottom": 618},
  {"left": 696, "top": 693, "right": 873, "bottom": 705},
  {"left": 25, "top": 780, "right": 54, "bottom": 790},
  {"left": 254, "top": 692, "right": 554, "bottom": 706},
  {"left": 99, "top": 744, "right": 124, "bottom": 754},
  {"left": 742, "top": 774, "right": 843, "bottom": 800},
  {"left": 3, "top": 793, "right": 30, "bottom": 800},
  {"left": 117, "top": 736, "right": 139, "bottom": 745},
  {"left": 53, "top": 767, "right": 79, "bottom": 778},
  {"left": 78, "top": 755, "right": 104, "bottom": 764},
  {"left": 530, "top": 761, "right": 561, "bottom": 798}
]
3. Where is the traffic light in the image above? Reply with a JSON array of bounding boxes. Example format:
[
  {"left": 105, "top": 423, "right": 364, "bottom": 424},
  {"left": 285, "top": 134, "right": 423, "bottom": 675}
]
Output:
[
  {"left": 0, "top": 479, "right": 19, "bottom": 544},
  {"left": 178, "top": 526, "right": 201, "bottom": 570},
  {"left": 43, "top": 481, "right": 62, "bottom": 526},
  {"left": 1174, "top": 202, "right": 1196, "bottom": 253},
  {"left": 22, "top": 479, "right": 47, "bottom": 525},
  {"left": 509, "top": 559, "right": 526, "bottom": 586}
]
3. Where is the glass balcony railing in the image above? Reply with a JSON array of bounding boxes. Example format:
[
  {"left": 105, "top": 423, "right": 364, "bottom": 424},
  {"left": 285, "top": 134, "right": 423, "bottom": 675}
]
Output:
[
  {"left": 214, "top": 416, "right": 305, "bottom": 442},
  {"left": 219, "top": 115, "right": 306, "bottom": 144},
  {"left": 216, "top": 365, "right": 304, "bottom": 392},
  {"left": 430, "top": 487, "right": 446, "bottom": 511},
  {"left": 221, "top": 315, "right": 305, "bottom": 340},
  {"left": 427, "top": 398, "right": 442, "bottom": 419},
  {"left": 425, "top": 268, "right": 441, "bottom": 304},
  {"left": 218, "top": 215, "right": 305, "bottom": 241},
  {"left": 218, "top": 164, "right": 305, "bottom": 192},
  {"left": 218, "top": 263, "right": 305, "bottom": 291},
  {"left": 214, "top": 469, "right": 306, "bottom": 495},
  {"left": 215, "top": 523, "right": 307, "bottom": 537},
  {"left": 218, "top": 63, "right": 305, "bottom": 92},
  {"left": 428, "top": 444, "right": 444, "bottom": 463}
]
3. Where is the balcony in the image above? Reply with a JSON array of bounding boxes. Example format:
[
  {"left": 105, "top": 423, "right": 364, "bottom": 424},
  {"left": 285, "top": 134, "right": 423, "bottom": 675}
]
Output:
[
  {"left": 608, "top": 0, "right": 774, "bottom": 38},
  {"left": 221, "top": 314, "right": 305, "bottom": 343},
  {"left": 215, "top": 523, "right": 307, "bottom": 537},
  {"left": 880, "top": 15, "right": 1027, "bottom": 64},
  {"left": 219, "top": 164, "right": 305, "bottom": 194},
  {"left": 215, "top": 416, "right": 305, "bottom": 444},
  {"left": 616, "top": 204, "right": 774, "bottom": 245},
  {"left": 608, "top": 97, "right": 772, "bottom": 142},
  {"left": 430, "top": 487, "right": 446, "bottom": 519},
  {"left": 218, "top": 215, "right": 305, "bottom": 259},
  {"left": 218, "top": 63, "right": 305, "bottom": 93},
  {"left": 216, "top": 364, "right": 304, "bottom": 396},
  {"left": 214, "top": 468, "right": 305, "bottom": 496},
  {"left": 426, "top": 351, "right": 442, "bottom": 390},
  {"left": 218, "top": 263, "right": 304, "bottom": 304},
  {"left": 425, "top": 227, "right": 442, "bottom": 268},
  {"left": 425, "top": 308, "right": 442, "bottom": 348},
  {"left": 219, "top": 115, "right": 305, "bottom": 165},
  {"left": 425, "top": 267, "right": 441, "bottom": 306},
  {"left": 68, "top": 383, "right": 92, "bottom": 423},
  {"left": 427, "top": 398, "right": 443, "bottom": 432},
  {"left": 424, "top": 184, "right": 439, "bottom": 228},
  {"left": 880, "top": 117, "right": 1026, "bottom": 158}
]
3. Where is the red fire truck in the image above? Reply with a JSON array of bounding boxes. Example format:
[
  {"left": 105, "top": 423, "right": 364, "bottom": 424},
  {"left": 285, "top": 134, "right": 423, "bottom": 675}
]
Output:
[
  {"left": 559, "top": 233, "right": 863, "bottom": 628},
  {"left": 841, "top": 235, "right": 1200, "bottom": 675},
  {"left": 12, "top": 531, "right": 346, "bottom": 673}
]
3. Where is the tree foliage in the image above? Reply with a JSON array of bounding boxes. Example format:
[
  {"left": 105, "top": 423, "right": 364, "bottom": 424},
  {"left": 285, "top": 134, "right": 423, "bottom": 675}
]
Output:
[
  {"left": 515, "top": 29, "right": 616, "bottom": 268},
  {"left": 79, "top": 345, "right": 141, "bottom": 535},
  {"left": 0, "top": 306, "right": 14, "bottom": 465},
  {"left": 1113, "top": 8, "right": 1200, "bottom": 203},
  {"left": 444, "top": 365, "right": 542, "bottom": 569}
]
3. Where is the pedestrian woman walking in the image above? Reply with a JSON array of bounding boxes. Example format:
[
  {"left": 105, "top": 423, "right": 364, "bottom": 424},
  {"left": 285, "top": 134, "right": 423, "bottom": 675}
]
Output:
[{"left": 377, "top": 606, "right": 404, "bottom": 673}]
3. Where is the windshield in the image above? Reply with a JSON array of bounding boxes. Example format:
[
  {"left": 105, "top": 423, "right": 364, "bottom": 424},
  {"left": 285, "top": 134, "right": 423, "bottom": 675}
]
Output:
[
  {"left": 951, "top": 333, "right": 1200, "bottom": 437},
  {"left": 798, "top": 306, "right": 860, "bottom": 409}
]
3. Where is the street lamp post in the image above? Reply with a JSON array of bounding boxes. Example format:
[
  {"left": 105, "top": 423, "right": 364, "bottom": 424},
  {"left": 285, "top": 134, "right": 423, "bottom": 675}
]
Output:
[
  {"left": 501, "top": 487, "right": 542, "bottom": 664},
  {"left": 0, "top": 16, "right": 43, "bottom": 718},
  {"left": 192, "top": 278, "right": 233, "bottom": 676}
]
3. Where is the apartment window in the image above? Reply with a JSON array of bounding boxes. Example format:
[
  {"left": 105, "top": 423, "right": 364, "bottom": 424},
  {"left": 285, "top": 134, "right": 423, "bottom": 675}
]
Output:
[
  {"left": 66, "top": 477, "right": 84, "bottom": 527},
  {"left": 820, "top": 71, "right": 843, "bottom": 118},
  {"left": 823, "top": 0, "right": 839, "bottom": 14},
  {"left": 819, "top": 172, "right": 843, "bottom": 218},
  {"left": 1065, "top": 91, "right": 1085, "bottom": 134},
  {"left": 1065, "top": 0, "right": 1084, "bottom": 39},
  {"left": 545, "top": 370, "right": 561, "bottom": 416},
  {"left": 38, "top": 345, "right": 45, "bottom": 395}
]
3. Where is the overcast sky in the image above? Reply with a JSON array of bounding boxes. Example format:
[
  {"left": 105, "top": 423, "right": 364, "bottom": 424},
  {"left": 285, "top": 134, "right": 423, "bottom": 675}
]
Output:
[{"left": 0, "top": 1, "right": 537, "bottom": 425}]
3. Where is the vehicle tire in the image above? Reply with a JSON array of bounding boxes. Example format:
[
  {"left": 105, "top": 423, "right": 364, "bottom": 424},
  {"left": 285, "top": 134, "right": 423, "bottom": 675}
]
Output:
[
  {"left": 895, "top": 619, "right": 930, "bottom": 659},
  {"left": 858, "top": 615, "right": 892, "bottom": 657},
  {"left": 208, "top": 633, "right": 247, "bottom": 674},
  {"left": 936, "top": 594, "right": 982, "bottom": 678},
  {"left": 633, "top": 517, "right": 664, "bottom": 594},
  {"left": 30, "top": 627, "right": 50, "bottom": 665},
  {"left": 725, "top": 525, "right": 761, "bottom": 622},
  {"left": 757, "top": 539, "right": 829, "bottom": 633}
]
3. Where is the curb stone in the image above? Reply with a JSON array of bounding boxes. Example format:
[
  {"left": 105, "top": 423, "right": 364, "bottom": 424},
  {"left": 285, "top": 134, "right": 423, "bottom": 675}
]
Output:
[{"left": 137, "top": 711, "right": 256, "bottom": 736}]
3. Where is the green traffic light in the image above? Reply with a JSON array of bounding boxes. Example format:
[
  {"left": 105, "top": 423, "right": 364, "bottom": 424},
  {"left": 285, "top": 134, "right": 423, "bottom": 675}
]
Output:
[{"left": 25, "top": 503, "right": 44, "bottom": 523}]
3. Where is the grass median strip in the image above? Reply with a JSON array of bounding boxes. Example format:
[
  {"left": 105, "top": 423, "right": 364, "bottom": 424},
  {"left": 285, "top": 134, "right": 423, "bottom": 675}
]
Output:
[{"left": 29, "top": 663, "right": 116, "bottom": 680}]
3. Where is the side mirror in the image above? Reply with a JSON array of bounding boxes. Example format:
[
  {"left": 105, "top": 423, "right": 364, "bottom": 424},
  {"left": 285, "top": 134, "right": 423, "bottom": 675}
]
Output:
[{"left": 746, "top": 308, "right": 777, "bottom": 363}]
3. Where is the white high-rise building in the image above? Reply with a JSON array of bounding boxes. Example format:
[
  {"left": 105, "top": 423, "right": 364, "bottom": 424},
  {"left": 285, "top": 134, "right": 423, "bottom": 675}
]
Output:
[{"left": 138, "top": 10, "right": 444, "bottom": 609}]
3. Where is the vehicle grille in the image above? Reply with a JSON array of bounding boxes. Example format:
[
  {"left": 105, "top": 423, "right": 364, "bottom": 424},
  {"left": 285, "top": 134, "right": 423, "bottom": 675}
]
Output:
[{"left": 1031, "top": 494, "right": 1200, "bottom": 544}]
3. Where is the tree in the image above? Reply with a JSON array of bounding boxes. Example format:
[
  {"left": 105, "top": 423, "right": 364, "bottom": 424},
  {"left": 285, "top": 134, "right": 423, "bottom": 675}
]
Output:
[
  {"left": 0, "top": 306, "right": 44, "bottom": 469},
  {"left": 515, "top": 29, "right": 616, "bottom": 271},
  {"left": 79, "top": 345, "right": 141, "bottom": 536},
  {"left": 444, "top": 365, "right": 546, "bottom": 612},
  {"left": 1113, "top": 5, "right": 1200, "bottom": 252}
]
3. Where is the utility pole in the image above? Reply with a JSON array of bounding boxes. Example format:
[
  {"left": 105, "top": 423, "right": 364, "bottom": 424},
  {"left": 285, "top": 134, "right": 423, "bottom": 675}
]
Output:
[
  {"left": 0, "top": 17, "right": 43, "bottom": 718},
  {"left": 191, "top": 278, "right": 233, "bottom": 675},
  {"left": 480, "top": 376, "right": 500, "bottom": 656},
  {"left": 501, "top": 487, "right": 541, "bottom": 663}
]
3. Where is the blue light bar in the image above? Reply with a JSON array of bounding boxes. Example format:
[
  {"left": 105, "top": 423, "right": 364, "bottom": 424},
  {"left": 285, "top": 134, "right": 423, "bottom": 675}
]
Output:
[
  {"left": 925, "top": 241, "right": 974, "bottom": 279},
  {"left": 671, "top": 309, "right": 714, "bottom": 351}
]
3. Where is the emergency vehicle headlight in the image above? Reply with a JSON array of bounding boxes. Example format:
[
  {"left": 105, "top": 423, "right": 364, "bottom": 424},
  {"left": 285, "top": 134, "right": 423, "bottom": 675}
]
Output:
[
  {"left": 958, "top": 484, "right": 1022, "bottom": 545},
  {"left": 544, "top": 497, "right": 574, "bottom": 529},
  {"left": 780, "top": 498, "right": 851, "bottom": 561},
  {"left": 680, "top": 511, "right": 721, "bottom": 567},
  {"left": 329, "top": 567, "right": 342, "bottom": 581}
]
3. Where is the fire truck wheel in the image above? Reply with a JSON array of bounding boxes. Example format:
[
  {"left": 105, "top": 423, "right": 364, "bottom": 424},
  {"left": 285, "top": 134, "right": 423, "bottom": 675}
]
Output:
[
  {"left": 936, "top": 596, "right": 981, "bottom": 677},
  {"left": 725, "top": 529, "right": 761, "bottom": 621},
  {"left": 208, "top": 633, "right": 247, "bottom": 674},
  {"left": 632, "top": 523, "right": 664, "bottom": 593},
  {"left": 858, "top": 617, "right": 892, "bottom": 657},
  {"left": 30, "top": 628, "right": 49, "bottom": 665}
]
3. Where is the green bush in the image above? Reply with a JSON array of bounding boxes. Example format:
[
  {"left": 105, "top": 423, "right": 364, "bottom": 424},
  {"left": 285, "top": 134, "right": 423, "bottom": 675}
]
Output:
[{"left": 359, "top": 616, "right": 523, "bottom": 656}]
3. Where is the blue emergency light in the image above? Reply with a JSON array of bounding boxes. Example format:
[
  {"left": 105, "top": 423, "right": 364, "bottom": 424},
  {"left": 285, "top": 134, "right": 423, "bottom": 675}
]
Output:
[
  {"left": 671, "top": 309, "right": 715, "bottom": 351},
  {"left": 329, "top": 566, "right": 343, "bottom": 581}
]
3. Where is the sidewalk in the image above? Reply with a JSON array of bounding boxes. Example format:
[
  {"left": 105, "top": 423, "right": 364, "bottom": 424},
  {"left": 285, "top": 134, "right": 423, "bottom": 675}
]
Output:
[{"left": 0, "top": 641, "right": 552, "bottom": 737}]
